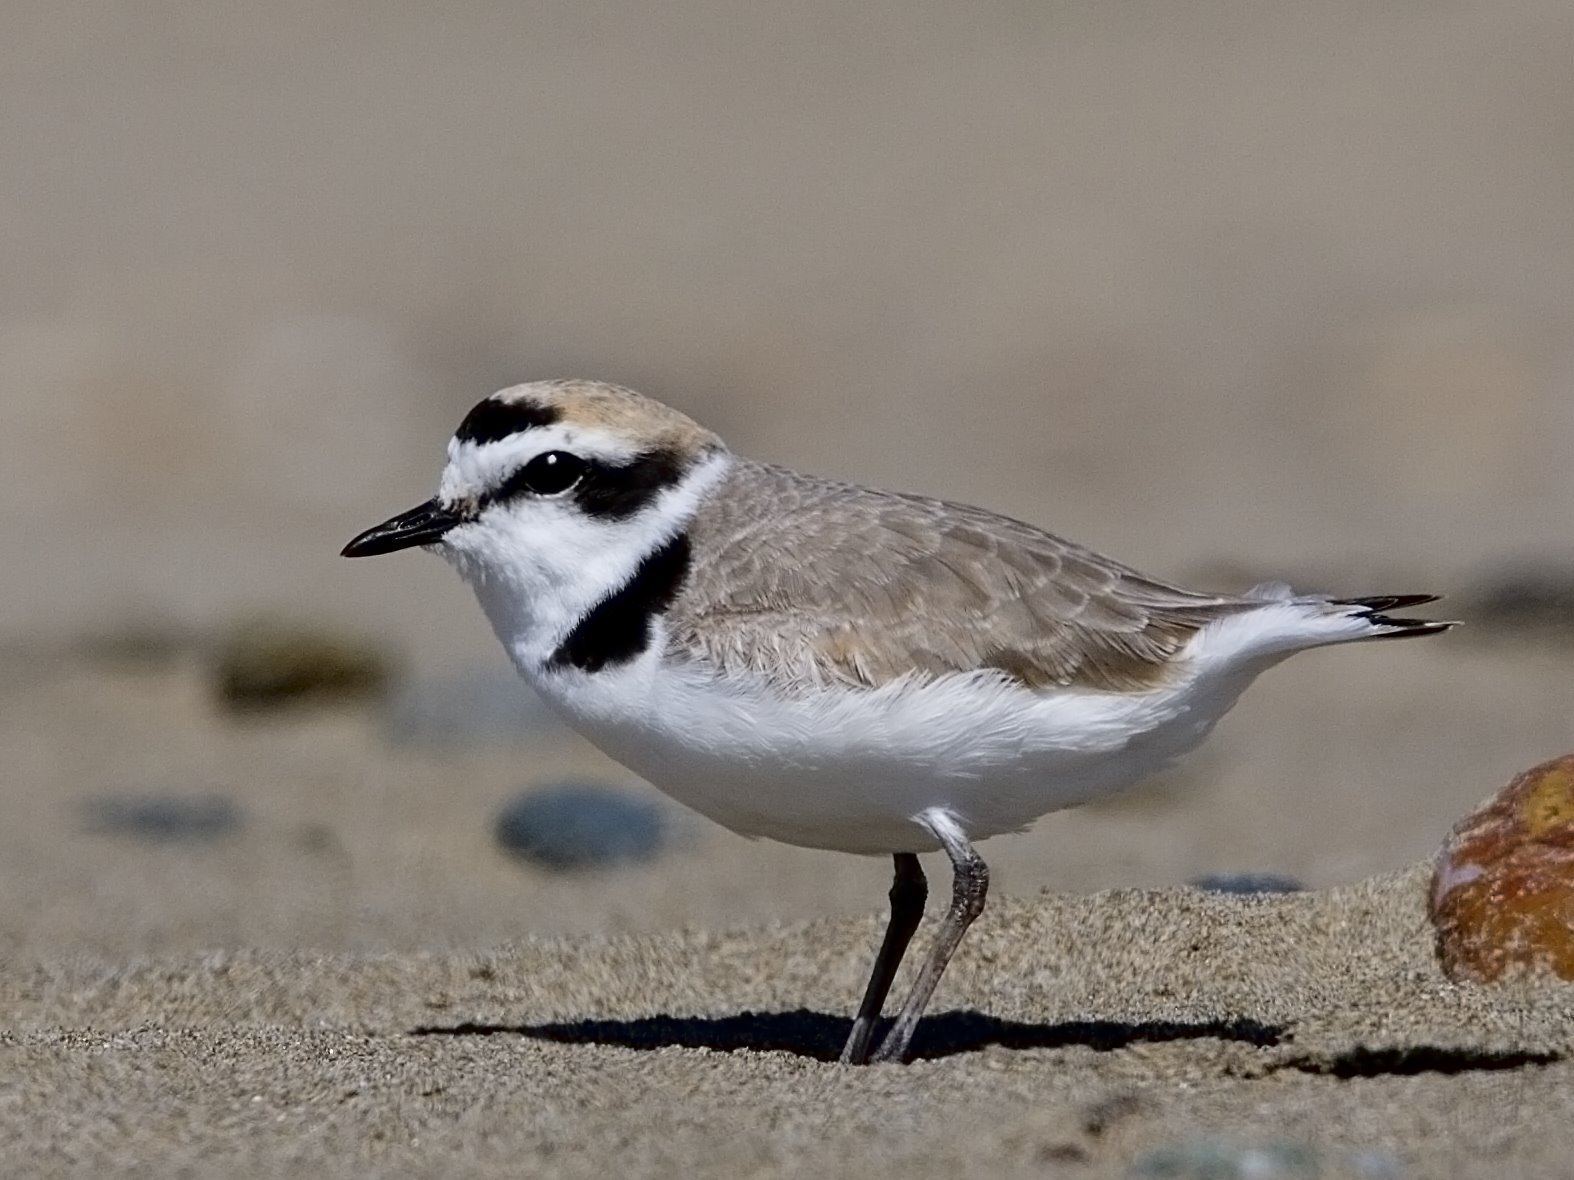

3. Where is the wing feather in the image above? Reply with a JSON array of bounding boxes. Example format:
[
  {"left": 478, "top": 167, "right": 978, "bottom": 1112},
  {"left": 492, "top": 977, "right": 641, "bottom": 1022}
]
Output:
[{"left": 667, "top": 459, "right": 1255, "bottom": 693}]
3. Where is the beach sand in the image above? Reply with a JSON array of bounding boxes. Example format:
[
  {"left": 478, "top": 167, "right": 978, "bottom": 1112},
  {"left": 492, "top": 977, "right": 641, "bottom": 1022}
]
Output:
[
  {"left": 3, "top": 641, "right": 1574, "bottom": 1177},
  {"left": 6, "top": 867, "right": 1573, "bottom": 1178}
]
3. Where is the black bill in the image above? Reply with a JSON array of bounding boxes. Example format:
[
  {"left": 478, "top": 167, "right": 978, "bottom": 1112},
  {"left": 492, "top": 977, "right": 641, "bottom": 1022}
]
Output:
[{"left": 341, "top": 498, "right": 463, "bottom": 557}]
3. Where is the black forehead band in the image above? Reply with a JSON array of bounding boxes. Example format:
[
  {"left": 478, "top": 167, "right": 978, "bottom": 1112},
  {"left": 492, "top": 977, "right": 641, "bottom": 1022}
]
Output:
[{"left": 454, "top": 398, "right": 561, "bottom": 445}]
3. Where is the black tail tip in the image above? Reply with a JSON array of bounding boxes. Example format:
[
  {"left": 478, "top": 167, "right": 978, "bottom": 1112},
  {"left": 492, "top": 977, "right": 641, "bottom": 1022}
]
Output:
[
  {"left": 1333, "top": 594, "right": 1456, "bottom": 637},
  {"left": 1330, "top": 594, "right": 1441, "bottom": 613}
]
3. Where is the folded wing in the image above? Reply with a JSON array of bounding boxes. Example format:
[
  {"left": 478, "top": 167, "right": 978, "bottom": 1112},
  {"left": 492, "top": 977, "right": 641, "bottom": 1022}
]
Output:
[{"left": 668, "top": 460, "right": 1259, "bottom": 694}]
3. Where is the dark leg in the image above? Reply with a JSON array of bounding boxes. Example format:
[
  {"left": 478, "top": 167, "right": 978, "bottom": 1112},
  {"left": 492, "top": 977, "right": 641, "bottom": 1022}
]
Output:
[
  {"left": 838, "top": 852, "right": 928, "bottom": 1065},
  {"left": 871, "top": 810, "right": 988, "bottom": 1064}
]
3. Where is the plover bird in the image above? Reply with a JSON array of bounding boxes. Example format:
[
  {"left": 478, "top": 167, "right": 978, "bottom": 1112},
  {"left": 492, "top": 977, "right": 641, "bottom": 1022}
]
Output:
[{"left": 343, "top": 379, "right": 1452, "bottom": 1064}]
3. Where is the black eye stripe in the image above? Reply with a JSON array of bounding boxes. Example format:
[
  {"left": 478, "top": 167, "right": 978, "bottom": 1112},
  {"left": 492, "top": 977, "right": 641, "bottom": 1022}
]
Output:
[
  {"left": 573, "top": 449, "right": 686, "bottom": 519},
  {"left": 454, "top": 398, "right": 560, "bottom": 445},
  {"left": 483, "top": 448, "right": 687, "bottom": 518}
]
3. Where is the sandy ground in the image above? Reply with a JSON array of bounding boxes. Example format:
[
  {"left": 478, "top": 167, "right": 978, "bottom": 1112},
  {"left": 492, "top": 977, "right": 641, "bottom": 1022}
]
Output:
[
  {"left": 6, "top": 866, "right": 1574, "bottom": 1178},
  {"left": 3, "top": 632, "right": 1574, "bottom": 1177}
]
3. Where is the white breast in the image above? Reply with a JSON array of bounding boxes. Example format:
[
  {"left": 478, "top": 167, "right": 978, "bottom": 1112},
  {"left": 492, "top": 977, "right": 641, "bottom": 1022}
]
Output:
[{"left": 516, "top": 622, "right": 1272, "bottom": 855}]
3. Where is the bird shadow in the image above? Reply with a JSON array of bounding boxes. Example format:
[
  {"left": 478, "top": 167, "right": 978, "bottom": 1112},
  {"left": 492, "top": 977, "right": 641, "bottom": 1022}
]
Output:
[{"left": 408, "top": 1008, "right": 1284, "bottom": 1063}]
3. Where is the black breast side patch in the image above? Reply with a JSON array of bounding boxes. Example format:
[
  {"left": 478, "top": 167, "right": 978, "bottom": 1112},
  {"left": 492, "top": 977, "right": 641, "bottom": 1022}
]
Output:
[{"left": 548, "top": 532, "right": 692, "bottom": 673}]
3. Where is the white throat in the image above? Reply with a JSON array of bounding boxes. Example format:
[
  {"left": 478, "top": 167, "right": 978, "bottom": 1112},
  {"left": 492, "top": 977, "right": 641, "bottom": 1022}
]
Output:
[{"left": 443, "top": 449, "right": 732, "bottom": 675}]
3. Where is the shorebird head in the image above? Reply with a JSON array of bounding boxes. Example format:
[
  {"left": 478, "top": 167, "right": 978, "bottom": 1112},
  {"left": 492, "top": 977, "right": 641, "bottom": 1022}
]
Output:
[{"left": 342, "top": 380, "right": 728, "bottom": 654}]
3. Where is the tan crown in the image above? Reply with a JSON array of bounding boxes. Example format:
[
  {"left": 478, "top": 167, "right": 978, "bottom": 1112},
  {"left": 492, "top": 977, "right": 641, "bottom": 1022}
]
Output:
[{"left": 494, "top": 379, "right": 725, "bottom": 458}]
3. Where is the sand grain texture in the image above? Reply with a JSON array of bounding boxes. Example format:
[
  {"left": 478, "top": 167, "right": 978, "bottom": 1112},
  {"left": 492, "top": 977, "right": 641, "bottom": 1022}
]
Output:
[{"left": 6, "top": 866, "right": 1574, "bottom": 1179}]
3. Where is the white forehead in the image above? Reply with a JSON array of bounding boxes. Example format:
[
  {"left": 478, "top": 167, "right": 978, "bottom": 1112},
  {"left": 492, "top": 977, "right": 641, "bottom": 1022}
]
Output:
[
  {"left": 433, "top": 382, "right": 724, "bottom": 503},
  {"left": 438, "top": 422, "right": 639, "bottom": 503}
]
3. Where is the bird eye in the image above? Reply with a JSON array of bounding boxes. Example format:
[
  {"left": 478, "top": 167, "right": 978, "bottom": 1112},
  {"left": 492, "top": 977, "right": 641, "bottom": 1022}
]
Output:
[{"left": 517, "top": 451, "right": 587, "bottom": 496}]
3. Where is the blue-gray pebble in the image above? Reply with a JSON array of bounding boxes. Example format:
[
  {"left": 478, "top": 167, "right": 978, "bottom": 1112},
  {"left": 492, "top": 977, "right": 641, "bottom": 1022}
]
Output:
[
  {"left": 1129, "top": 1140, "right": 1321, "bottom": 1179},
  {"left": 495, "top": 782, "right": 666, "bottom": 870},
  {"left": 81, "top": 795, "right": 243, "bottom": 843}
]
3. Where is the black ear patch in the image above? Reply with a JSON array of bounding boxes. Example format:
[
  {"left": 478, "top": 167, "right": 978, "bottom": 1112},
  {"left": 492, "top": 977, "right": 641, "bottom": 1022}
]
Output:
[
  {"left": 484, "top": 448, "right": 689, "bottom": 517},
  {"left": 574, "top": 449, "right": 687, "bottom": 519},
  {"left": 548, "top": 533, "right": 691, "bottom": 673},
  {"left": 455, "top": 398, "right": 561, "bottom": 445}
]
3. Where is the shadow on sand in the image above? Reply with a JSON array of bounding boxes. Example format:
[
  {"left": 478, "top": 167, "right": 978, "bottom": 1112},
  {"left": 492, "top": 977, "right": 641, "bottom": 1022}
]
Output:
[{"left": 409, "top": 1009, "right": 1284, "bottom": 1062}]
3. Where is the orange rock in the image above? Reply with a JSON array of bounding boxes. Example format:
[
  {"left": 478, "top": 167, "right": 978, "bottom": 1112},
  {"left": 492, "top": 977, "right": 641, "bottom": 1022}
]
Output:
[{"left": 1429, "top": 755, "right": 1574, "bottom": 983}]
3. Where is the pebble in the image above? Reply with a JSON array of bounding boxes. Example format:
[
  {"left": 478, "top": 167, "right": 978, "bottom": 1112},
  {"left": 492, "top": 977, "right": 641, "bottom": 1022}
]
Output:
[
  {"left": 1189, "top": 873, "right": 1306, "bottom": 896},
  {"left": 1128, "top": 1140, "right": 1321, "bottom": 1179},
  {"left": 1128, "top": 1141, "right": 1401, "bottom": 1179},
  {"left": 80, "top": 794, "right": 243, "bottom": 843},
  {"left": 1429, "top": 754, "right": 1574, "bottom": 983},
  {"left": 494, "top": 782, "right": 667, "bottom": 870},
  {"left": 211, "top": 617, "right": 393, "bottom": 709},
  {"left": 382, "top": 667, "right": 568, "bottom": 748}
]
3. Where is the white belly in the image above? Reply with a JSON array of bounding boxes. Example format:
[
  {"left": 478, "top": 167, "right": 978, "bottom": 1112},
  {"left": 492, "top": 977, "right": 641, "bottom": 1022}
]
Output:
[{"left": 525, "top": 648, "right": 1261, "bottom": 855}]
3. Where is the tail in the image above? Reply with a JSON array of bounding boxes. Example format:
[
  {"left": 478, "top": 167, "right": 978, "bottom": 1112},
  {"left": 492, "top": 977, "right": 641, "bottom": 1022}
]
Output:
[
  {"left": 1187, "top": 585, "right": 1455, "bottom": 675},
  {"left": 1229, "top": 584, "right": 1458, "bottom": 660},
  {"left": 1325, "top": 594, "right": 1457, "bottom": 640}
]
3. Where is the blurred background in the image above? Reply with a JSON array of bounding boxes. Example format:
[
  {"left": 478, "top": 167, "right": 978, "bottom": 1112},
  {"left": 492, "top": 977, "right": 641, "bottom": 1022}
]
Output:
[{"left": 5, "top": 1, "right": 1574, "bottom": 958}]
